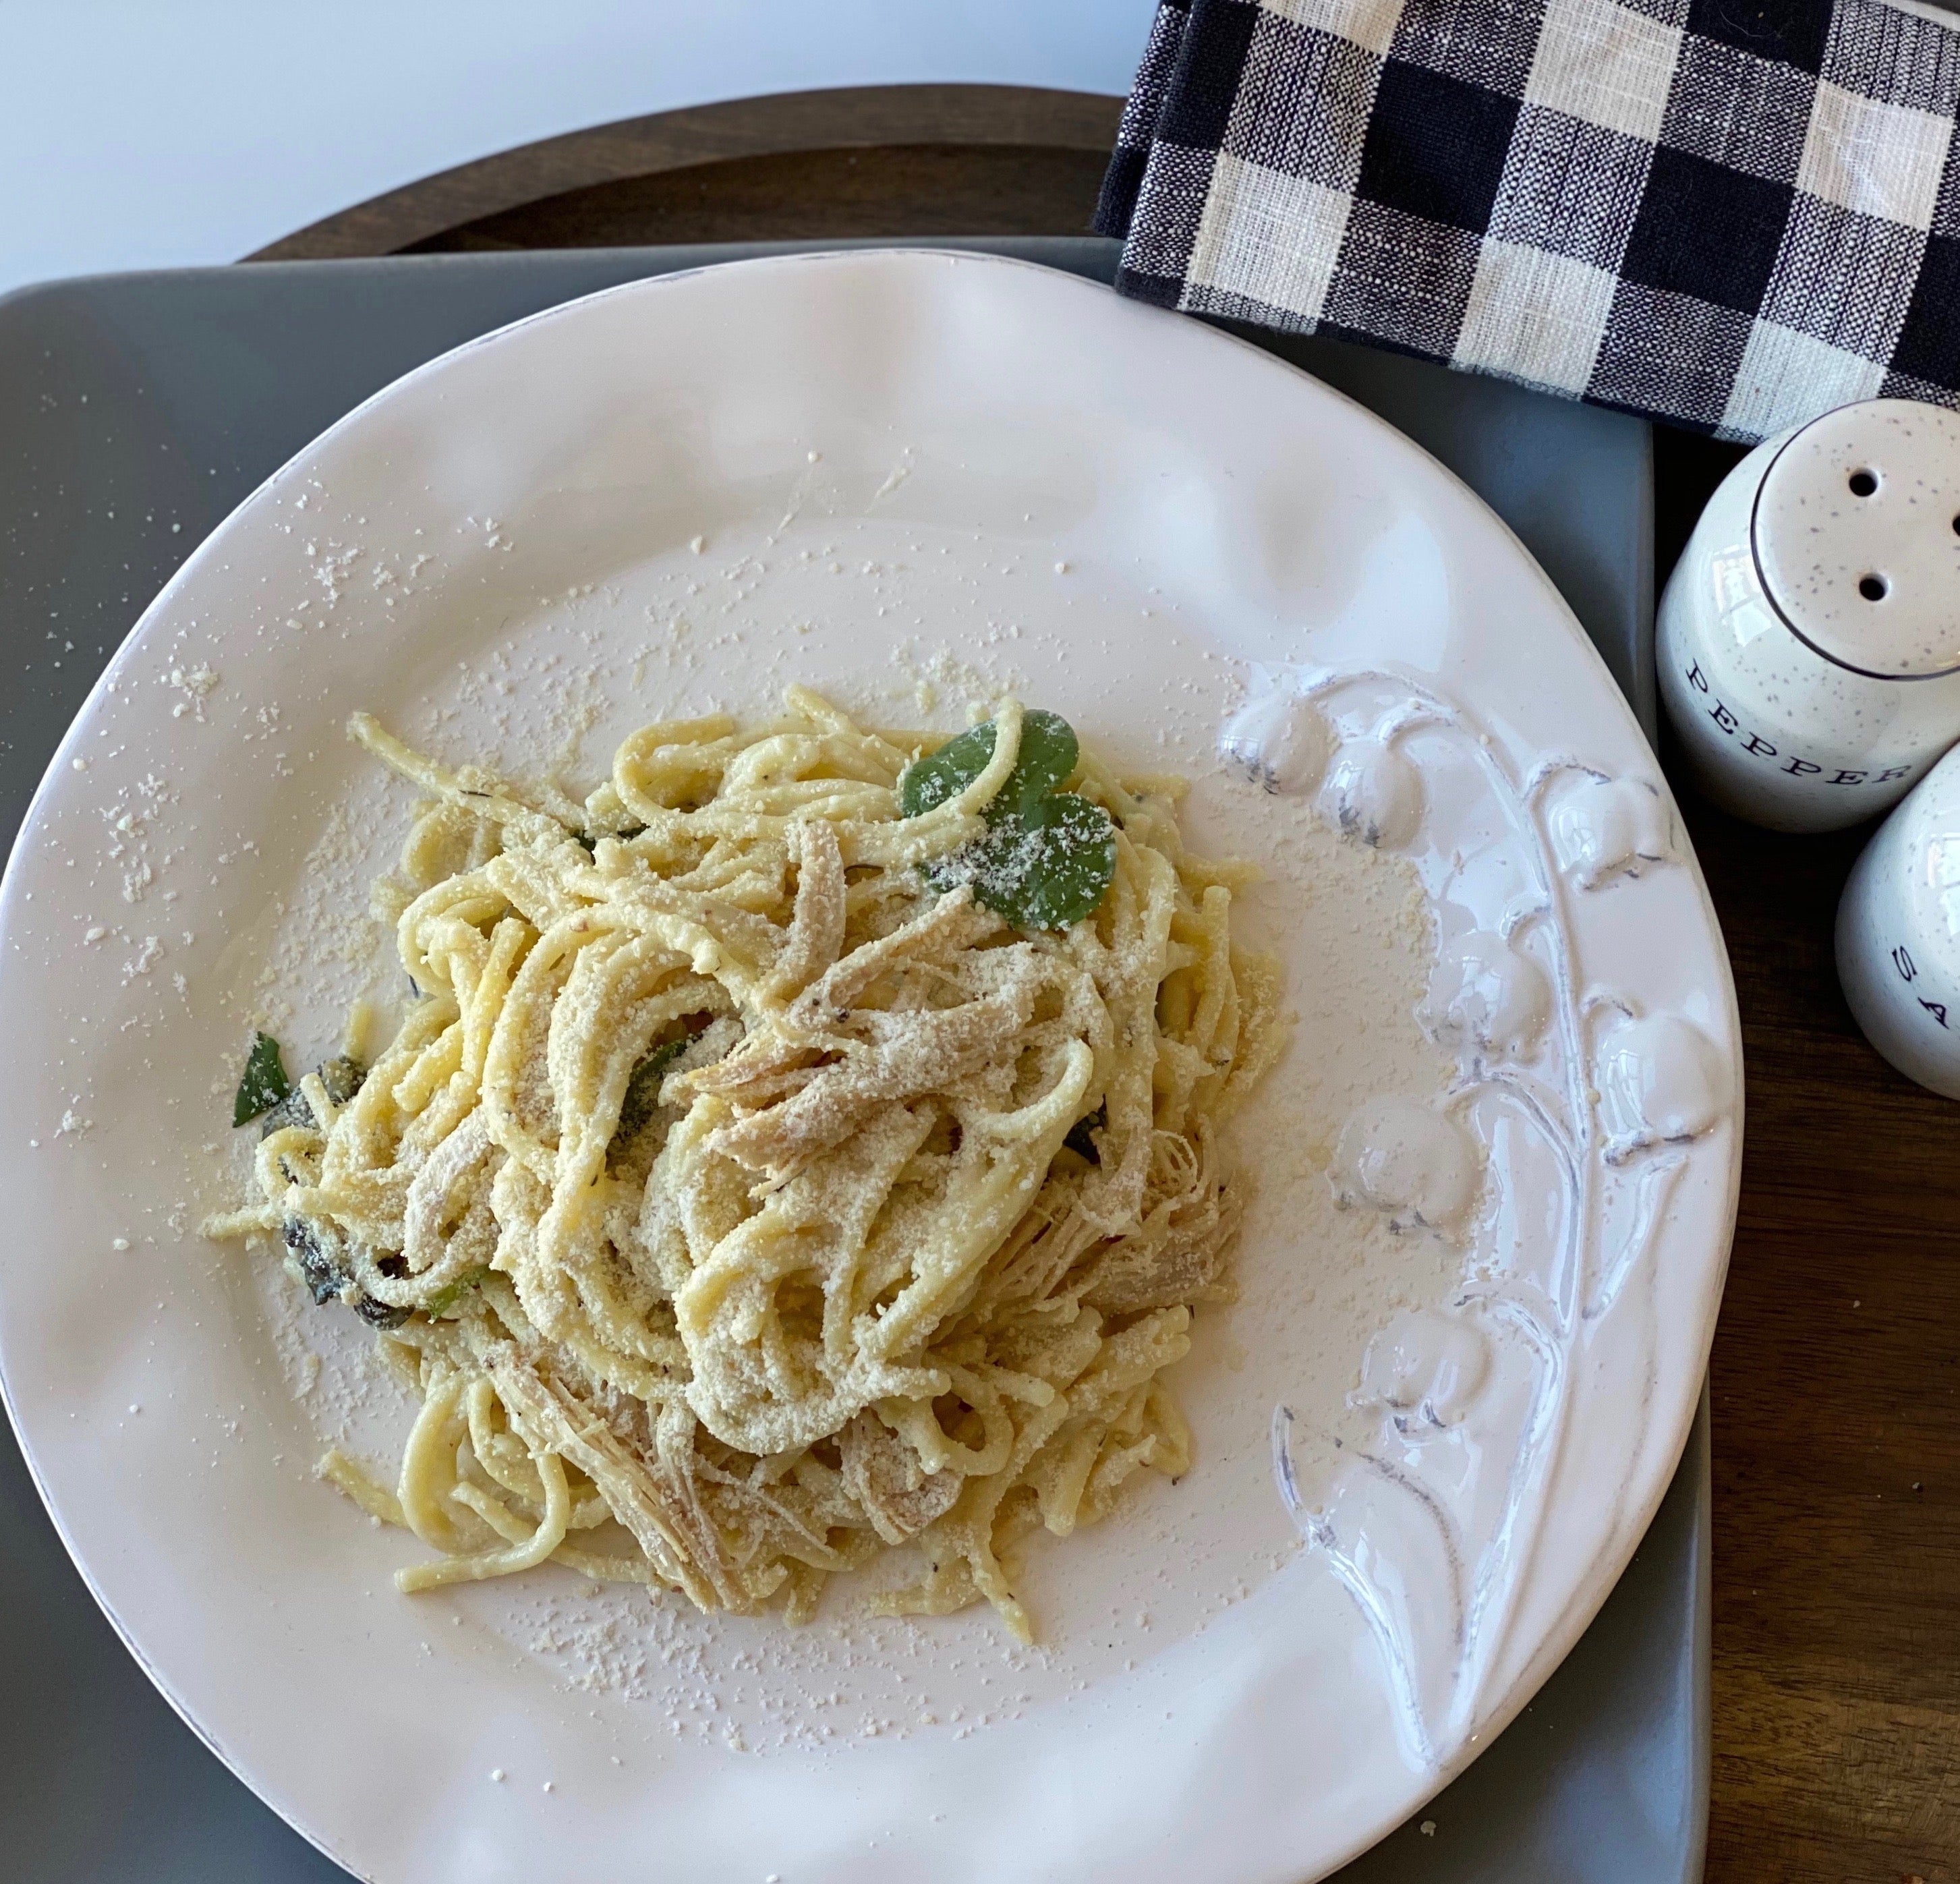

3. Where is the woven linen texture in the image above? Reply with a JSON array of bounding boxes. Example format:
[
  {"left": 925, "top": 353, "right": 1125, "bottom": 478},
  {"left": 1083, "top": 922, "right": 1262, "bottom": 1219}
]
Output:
[{"left": 1094, "top": 0, "right": 1960, "bottom": 439}]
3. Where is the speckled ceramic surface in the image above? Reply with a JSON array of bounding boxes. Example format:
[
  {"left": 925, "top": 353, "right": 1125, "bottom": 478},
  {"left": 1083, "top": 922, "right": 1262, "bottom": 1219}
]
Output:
[
  {"left": 1659, "top": 399, "right": 1960, "bottom": 831},
  {"left": 1838, "top": 740, "right": 1960, "bottom": 1099},
  {"left": 0, "top": 251, "right": 1739, "bottom": 1884}
]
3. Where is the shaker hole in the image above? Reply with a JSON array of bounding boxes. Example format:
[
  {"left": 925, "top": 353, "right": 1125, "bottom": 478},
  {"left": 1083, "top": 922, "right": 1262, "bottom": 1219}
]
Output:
[
  {"left": 1848, "top": 469, "right": 1879, "bottom": 497},
  {"left": 1858, "top": 573, "right": 1889, "bottom": 602}
]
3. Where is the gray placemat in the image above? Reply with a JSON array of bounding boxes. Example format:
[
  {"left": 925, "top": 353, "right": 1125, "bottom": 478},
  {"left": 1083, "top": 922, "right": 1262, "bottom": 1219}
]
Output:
[{"left": 0, "top": 238, "right": 1698, "bottom": 1884}]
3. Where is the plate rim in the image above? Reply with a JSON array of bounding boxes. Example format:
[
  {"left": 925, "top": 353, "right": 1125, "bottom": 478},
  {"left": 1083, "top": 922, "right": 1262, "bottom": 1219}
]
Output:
[{"left": 0, "top": 245, "right": 1740, "bottom": 1884}]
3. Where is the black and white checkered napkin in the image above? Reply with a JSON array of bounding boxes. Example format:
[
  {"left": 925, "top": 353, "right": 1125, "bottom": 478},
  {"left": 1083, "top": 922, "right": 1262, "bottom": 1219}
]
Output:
[{"left": 1095, "top": 0, "right": 1960, "bottom": 440}]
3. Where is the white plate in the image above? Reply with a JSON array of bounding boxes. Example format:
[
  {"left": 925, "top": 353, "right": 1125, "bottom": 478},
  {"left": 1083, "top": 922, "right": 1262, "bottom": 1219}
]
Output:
[{"left": 0, "top": 251, "right": 1739, "bottom": 1884}]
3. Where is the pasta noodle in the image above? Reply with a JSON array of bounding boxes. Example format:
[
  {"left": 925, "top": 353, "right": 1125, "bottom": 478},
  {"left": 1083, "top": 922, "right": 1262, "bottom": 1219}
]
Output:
[{"left": 209, "top": 687, "right": 1286, "bottom": 1640}]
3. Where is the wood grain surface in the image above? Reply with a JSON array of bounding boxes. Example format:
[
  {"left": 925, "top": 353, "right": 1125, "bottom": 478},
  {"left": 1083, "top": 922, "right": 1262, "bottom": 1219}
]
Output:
[
  {"left": 248, "top": 86, "right": 1118, "bottom": 257},
  {"left": 1685, "top": 784, "right": 1960, "bottom": 1884},
  {"left": 258, "top": 84, "right": 1960, "bottom": 1884}
]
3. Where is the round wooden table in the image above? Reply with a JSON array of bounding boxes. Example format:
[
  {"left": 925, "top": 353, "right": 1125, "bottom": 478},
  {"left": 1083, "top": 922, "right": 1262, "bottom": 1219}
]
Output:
[{"left": 256, "top": 85, "right": 1960, "bottom": 1884}]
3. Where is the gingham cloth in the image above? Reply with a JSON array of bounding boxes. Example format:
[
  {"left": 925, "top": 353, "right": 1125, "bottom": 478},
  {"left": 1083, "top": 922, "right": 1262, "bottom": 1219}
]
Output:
[{"left": 1094, "top": 0, "right": 1960, "bottom": 439}]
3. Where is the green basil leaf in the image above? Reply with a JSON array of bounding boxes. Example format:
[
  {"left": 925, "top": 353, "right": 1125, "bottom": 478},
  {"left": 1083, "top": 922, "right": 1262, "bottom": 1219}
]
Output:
[
  {"left": 900, "top": 710, "right": 1079, "bottom": 823},
  {"left": 998, "top": 710, "right": 1079, "bottom": 820},
  {"left": 931, "top": 792, "right": 1116, "bottom": 932},
  {"left": 424, "top": 1265, "right": 491, "bottom": 1319},
  {"left": 900, "top": 721, "right": 996, "bottom": 818},
  {"left": 904, "top": 709, "right": 1112, "bottom": 930},
  {"left": 990, "top": 792, "right": 1116, "bottom": 930},
  {"left": 234, "top": 1031, "right": 292, "bottom": 1127}
]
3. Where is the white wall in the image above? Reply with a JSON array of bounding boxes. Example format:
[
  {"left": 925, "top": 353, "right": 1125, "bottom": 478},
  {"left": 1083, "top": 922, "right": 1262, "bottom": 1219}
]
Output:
[{"left": 1, "top": 1, "right": 1147, "bottom": 296}]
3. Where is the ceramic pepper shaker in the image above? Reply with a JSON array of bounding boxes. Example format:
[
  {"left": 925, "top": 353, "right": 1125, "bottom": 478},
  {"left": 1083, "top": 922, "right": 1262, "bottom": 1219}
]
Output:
[{"left": 1657, "top": 400, "right": 1960, "bottom": 833}]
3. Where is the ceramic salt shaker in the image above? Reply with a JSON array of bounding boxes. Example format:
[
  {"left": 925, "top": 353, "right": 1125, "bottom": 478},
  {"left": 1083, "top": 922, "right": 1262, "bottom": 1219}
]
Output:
[
  {"left": 1837, "top": 742, "right": 1960, "bottom": 1098},
  {"left": 1657, "top": 399, "right": 1960, "bottom": 832}
]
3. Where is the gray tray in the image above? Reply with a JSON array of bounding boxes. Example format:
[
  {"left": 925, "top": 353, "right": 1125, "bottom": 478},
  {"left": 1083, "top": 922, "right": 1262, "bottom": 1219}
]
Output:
[{"left": 0, "top": 238, "right": 1704, "bottom": 1884}]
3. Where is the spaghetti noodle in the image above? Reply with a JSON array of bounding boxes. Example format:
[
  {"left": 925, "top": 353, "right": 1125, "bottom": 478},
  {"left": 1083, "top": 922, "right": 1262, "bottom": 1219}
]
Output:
[{"left": 208, "top": 687, "right": 1285, "bottom": 1640}]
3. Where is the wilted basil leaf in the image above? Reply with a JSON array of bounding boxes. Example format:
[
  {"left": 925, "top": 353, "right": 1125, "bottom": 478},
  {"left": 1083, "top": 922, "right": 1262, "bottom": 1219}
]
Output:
[
  {"left": 1064, "top": 1102, "right": 1107, "bottom": 1163},
  {"left": 423, "top": 1265, "right": 491, "bottom": 1319},
  {"left": 613, "top": 1035, "right": 691, "bottom": 1147},
  {"left": 258, "top": 1053, "right": 366, "bottom": 1139}
]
